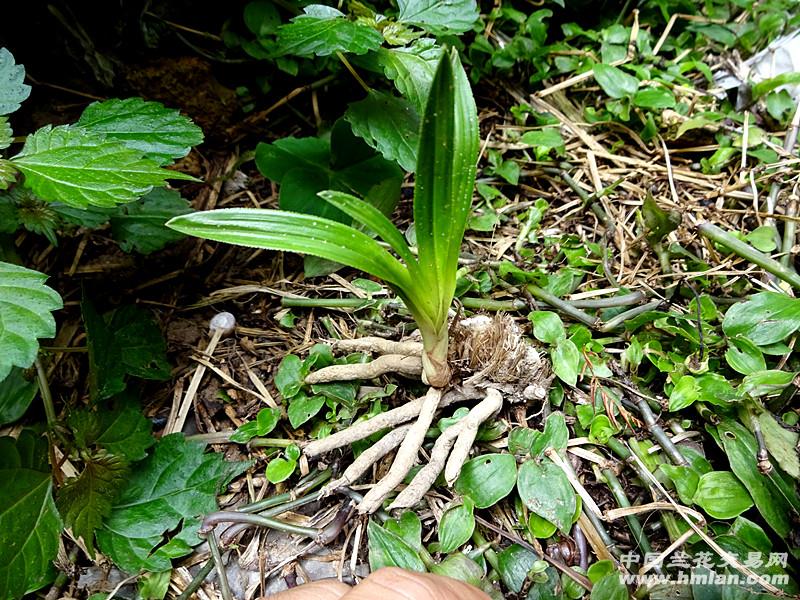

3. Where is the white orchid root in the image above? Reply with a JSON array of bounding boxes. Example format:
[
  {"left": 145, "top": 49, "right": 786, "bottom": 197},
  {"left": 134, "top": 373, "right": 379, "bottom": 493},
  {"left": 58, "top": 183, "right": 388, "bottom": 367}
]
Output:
[
  {"left": 329, "top": 337, "right": 423, "bottom": 356},
  {"left": 357, "top": 387, "right": 443, "bottom": 514},
  {"left": 305, "top": 354, "right": 422, "bottom": 384},
  {"left": 388, "top": 388, "right": 503, "bottom": 510}
]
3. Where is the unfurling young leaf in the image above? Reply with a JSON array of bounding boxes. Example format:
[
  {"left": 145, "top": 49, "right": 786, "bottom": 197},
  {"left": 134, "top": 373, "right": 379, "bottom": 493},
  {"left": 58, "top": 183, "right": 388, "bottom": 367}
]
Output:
[
  {"left": 56, "top": 451, "right": 129, "bottom": 551},
  {"left": 0, "top": 261, "right": 63, "bottom": 382}
]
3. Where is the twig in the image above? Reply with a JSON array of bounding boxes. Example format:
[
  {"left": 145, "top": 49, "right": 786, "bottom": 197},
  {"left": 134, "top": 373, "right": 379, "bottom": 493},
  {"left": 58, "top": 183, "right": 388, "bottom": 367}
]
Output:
[
  {"left": 526, "top": 284, "right": 600, "bottom": 327},
  {"left": 205, "top": 532, "right": 232, "bottom": 600},
  {"left": 176, "top": 559, "right": 215, "bottom": 600}
]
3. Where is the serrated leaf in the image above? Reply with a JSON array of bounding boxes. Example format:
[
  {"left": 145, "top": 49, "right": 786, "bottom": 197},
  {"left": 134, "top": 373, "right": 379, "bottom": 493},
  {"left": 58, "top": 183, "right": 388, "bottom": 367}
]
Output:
[
  {"left": 78, "top": 98, "right": 203, "bottom": 165},
  {"left": 345, "top": 91, "right": 420, "bottom": 172},
  {"left": 82, "top": 297, "right": 171, "bottom": 401},
  {"left": 96, "top": 434, "right": 246, "bottom": 573},
  {"left": 0, "top": 158, "right": 17, "bottom": 190},
  {"left": 0, "top": 434, "right": 62, "bottom": 599},
  {"left": 110, "top": 188, "right": 192, "bottom": 254},
  {"left": 11, "top": 125, "right": 195, "bottom": 208},
  {"left": 0, "top": 48, "right": 31, "bottom": 115},
  {"left": 56, "top": 451, "right": 129, "bottom": 550},
  {"left": 397, "top": 0, "right": 479, "bottom": 35},
  {"left": 276, "top": 6, "right": 383, "bottom": 57},
  {"left": 0, "top": 366, "right": 38, "bottom": 425},
  {"left": 372, "top": 40, "right": 442, "bottom": 112},
  {"left": 0, "top": 116, "right": 12, "bottom": 149},
  {"left": 0, "top": 261, "right": 63, "bottom": 381},
  {"left": 68, "top": 392, "right": 153, "bottom": 461}
]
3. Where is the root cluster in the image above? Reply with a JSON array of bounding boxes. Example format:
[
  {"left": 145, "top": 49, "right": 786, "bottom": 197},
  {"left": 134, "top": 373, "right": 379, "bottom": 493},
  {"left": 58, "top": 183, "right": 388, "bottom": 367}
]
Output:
[{"left": 301, "top": 314, "right": 550, "bottom": 513}]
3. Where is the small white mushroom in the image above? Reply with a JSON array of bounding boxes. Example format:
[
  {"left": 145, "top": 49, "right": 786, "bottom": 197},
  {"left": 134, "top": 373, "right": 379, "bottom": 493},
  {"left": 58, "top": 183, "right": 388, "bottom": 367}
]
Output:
[{"left": 165, "top": 312, "right": 237, "bottom": 434}]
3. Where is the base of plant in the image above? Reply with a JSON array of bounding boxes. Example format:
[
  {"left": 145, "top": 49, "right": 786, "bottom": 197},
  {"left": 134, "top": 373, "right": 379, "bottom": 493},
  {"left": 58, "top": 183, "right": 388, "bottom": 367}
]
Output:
[{"left": 301, "top": 315, "right": 550, "bottom": 513}]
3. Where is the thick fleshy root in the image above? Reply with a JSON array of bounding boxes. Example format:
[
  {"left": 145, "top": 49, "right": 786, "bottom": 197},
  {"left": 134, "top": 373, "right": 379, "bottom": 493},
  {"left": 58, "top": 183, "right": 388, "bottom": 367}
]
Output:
[
  {"left": 330, "top": 337, "right": 423, "bottom": 356},
  {"left": 302, "top": 386, "right": 481, "bottom": 458},
  {"left": 357, "top": 387, "right": 443, "bottom": 514},
  {"left": 388, "top": 388, "right": 503, "bottom": 510},
  {"left": 305, "top": 354, "right": 422, "bottom": 384}
]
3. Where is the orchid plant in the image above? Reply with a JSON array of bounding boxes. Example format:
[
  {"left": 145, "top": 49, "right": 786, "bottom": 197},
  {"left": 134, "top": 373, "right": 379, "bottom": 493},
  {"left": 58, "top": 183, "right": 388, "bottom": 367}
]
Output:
[{"left": 168, "top": 48, "right": 478, "bottom": 387}]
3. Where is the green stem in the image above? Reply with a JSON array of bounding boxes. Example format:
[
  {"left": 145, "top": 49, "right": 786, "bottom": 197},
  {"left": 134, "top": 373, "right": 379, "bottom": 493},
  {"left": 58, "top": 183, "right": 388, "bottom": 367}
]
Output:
[
  {"left": 246, "top": 437, "right": 297, "bottom": 449},
  {"left": 698, "top": 222, "right": 800, "bottom": 290},
  {"left": 599, "top": 300, "right": 662, "bottom": 332},
  {"left": 526, "top": 284, "right": 600, "bottom": 328},
  {"left": 201, "top": 511, "right": 318, "bottom": 538},
  {"left": 471, "top": 529, "right": 500, "bottom": 572},
  {"left": 206, "top": 533, "right": 232, "bottom": 600},
  {"left": 599, "top": 466, "right": 659, "bottom": 566},
  {"left": 240, "top": 469, "right": 331, "bottom": 513},
  {"left": 780, "top": 198, "right": 798, "bottom": 269},
  {"left": 35, "top": 358, "right": 57, "bottom": 429},
  {"left": 176, "top": 560, "right": 215, "bottom": 600}
]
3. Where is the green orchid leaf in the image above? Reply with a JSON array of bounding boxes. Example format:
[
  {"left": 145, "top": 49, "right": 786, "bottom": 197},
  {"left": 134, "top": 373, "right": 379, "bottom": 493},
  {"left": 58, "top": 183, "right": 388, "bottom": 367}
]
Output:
[
  {"left": 397, "top": 0, "right": 479, "bottom": 35},
  {"left": 167, "top": 209, "right": 412, "bottom": 290},
  {"left": 593, "top": 63, "right": 639, "bottom": 99},
  {"left": 438, "top": 498, "right": 475, "bottom": 553},
  {"left": 454, "top": 453, "right": 517, "bottom": 508},
  {"left": 517, "top": 459, "right": 576, "bottom": 533},
  {"left": 367, "top": 519, "right": 426, "bottom": 572},
  {"left": 0, "top": 48, "right": 31, "bottom": 115},
  {"left": 11, "top": 125, "right": 195, "bottom": 208},
  {"left": 275, "top": 5, "right": 383, "bottom": 57},
  {"left": 692, "top": 471, "right": 753, "bottom": 519},
  {"left": 345, "top": 91, "right": 420, "bottom": 172},
  {"left": 413, "top": 47, "right": 478, "bottom": 330},
  {"left": 77, "top": 98, "right": 203, "bottom": 165},
  {"left": 0, "top": 261, "right": 63, "bottom": 382},
  {"left": 722, "top": 292, "right": 800, "bottom": 346}
]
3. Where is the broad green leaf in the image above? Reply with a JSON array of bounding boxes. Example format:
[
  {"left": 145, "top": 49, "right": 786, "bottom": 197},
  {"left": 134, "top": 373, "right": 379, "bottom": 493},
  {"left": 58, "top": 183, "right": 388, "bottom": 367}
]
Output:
[
  {"left": 757, "top": 412, "right": 799, "bottom": 480},
  {"left": 588, "top": 415, "right": 618, "bottom": 444},
  {"left": 730, "top": 516, "right": 772, "bottom": 554},
  {"left": 67, "top": 392, "right": 154, "bottom": 461},
  {"left": 632, "top": 87, "right": 675, "bottom": 109},
  {"left": 454, "top": 453, "right": 517, "bottom": 508},
  {"left": 166, "top": 209, "right": 413, "bottom": 291},
  {"left": 593, "top": 64, "right": 639, "bottom": 99},
  {"left": 138, "top": 570, "right": 171, "bottom": 600},
  {"left": 77, "top": 98, "right": 203, "bottom": 164},
  {"left": 660, "top": 464, "right": 699, "bottom": 504},
  {"left": 11, "top": 125, "right": 195, "bottom": 208},
  {"left": 530, "top": 412, "right": 569, "bottom": 456},
  {"left": 255, "top": 122, "right": 403, "bottom": 225},
  {"left": 520, "top": 128, "right": 565, "bottom": 159},
  {"left": 529, "top": 311, "right": 565, "bottom": 344},
  {"left": 244, "top": 1, "right": 281, "bottom": 36},
  {"left": 527, "top": 512, "right": 557, "bottom": 538},
  {"left": 0, "top": 261, "right": 63, "bottom": 381},
  {"left": 413, "top": 48, "right": 479, "bottom": 331},
  {"left": 438, "top": 498, "right": 475, "bottom": 553},
  {"left": 0, "top": 48, "right": 31, "bottom": 115},
  {"left": 82, "top": 299, "right": 171, "bottom": 401},
  {"left": 746, "top": 225, "right": 778, "bottom": 252},
  {"left": 717, "top": 420, "right": 793, "bottom": 536},
  {"left": 288, "top": 393, "right": 326, "bottom": 428},
  {"left": 397, "top": 0, "right": 480, "bottom": 35},
  {"left": 0, "top": 367, "right": 37, "bottom": 425},
  {"left": 256, "top": 407, "right": 281, "bottom": 437},
  {"left": 693, "top": 471, "right": 753, "bottom": 519},
  {"left": 739, "top": 369, "right": 795, "bottom": 398},
  {"left": 497, "top": 544, "right": 539, "bottom": 594},
  {"left": 56, "top": 451, "right": 129, "bottom": 549},
  {"left": 266, "top": 457, "right": 296, "bottom": 483},
  {"left": 0, "top": 434, "right": 61, "bottom": 599},
  {"left": 96, "top": 434, "right": 245, "bottom": 573},
  {"left": 367, "top": 520, "right": 426, "bottom": 572},
  {"left": 509, "top": 427, "right": 540, "bottom": 456},
  {"left": 429, "top": 553, "right": 484, "bottom": 589},
  {"left": 372, "top": 40, "right": 441, "bottom": 112},
  {"left": 722, "top": 292, "right": 800, "bottom": 346},
  {"left": 552, "top": 338, "right": 580, "bottom": 387},
  {"left": 109, "top": 188, "right": 192, "bottom": 254},
  {"left": 725, "top": 336, "right": 766, "bottom": 375},
  {"left": 517, "top": 459, "right": 576, "bottom": 533},
  {"left": 275, "top": 354, "right": 305, "bottom": 398},
  {"left": 345, "top": 91, "right": 420, "bottom": 172},
  {"left": 275, "top": 6, "right": 383, "bottom": 57},
  {"left": 590, "top": 572, "right": 628, "bottom": 600},
  {"left": 0, "top": 116, "right": 12, "bottom": 149},
  {"left": 669, "top": 375, "right": 699, "bottom": 411},
  {"left": 384, "top": 511, "right": 423, "bottom": 552}
]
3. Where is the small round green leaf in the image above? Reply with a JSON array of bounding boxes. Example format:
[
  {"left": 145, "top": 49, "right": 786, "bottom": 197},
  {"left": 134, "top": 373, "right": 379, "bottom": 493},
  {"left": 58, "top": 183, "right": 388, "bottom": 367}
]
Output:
[
  {"left": 693, "top": 471, "right": 753, "bottom": 519},
  {"left": 552, "top": 338, "right": 580, "bottom": 387},
  {"left": 438, "top": 498, "right": 475, "bottom": 553},
  {"left": 529, "top": 311, "right": 565, "bottom": 344},
  {"left": 668, "top": 375, "right": 699, "bottom": 411},
  {"left": 266, "top": 457, "right": 296, "bottom": 483},
  {"left": 517, "top": 459, "right": 576, "bottom": 533},
  {"left": 454, "top": 453, "right": 517, "bottom": 508}
]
